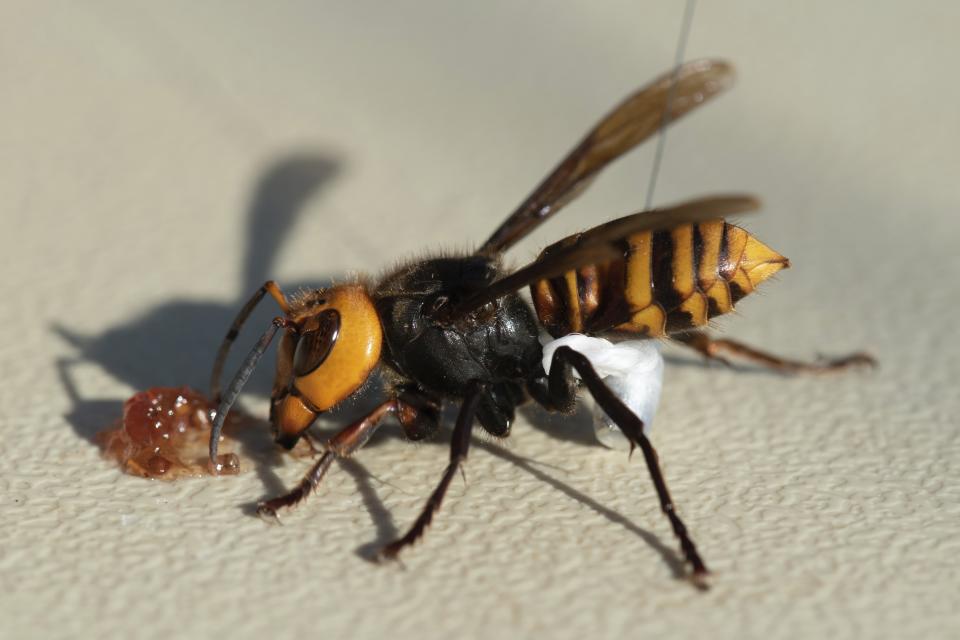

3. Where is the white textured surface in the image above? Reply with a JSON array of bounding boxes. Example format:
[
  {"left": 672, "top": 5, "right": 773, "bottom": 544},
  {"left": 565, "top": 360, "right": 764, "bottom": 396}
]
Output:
[{"left": 2, "top": 2, "right": 959, "bottom": 639}]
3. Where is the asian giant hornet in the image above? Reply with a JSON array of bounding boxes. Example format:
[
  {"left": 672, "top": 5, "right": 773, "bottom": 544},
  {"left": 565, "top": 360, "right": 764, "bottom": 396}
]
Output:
[{"left": 207, "top": 59, "right": 873, "bottom": 585}]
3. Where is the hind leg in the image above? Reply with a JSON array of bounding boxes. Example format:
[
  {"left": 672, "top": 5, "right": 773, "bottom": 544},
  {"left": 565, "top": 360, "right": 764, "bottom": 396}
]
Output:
[{"left": 674, "top": 331, "right": 876, "bottom": 374}]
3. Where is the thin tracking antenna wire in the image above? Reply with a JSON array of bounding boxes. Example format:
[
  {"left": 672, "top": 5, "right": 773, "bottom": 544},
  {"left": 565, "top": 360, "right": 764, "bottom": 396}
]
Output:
[{"left": 644, "top": 0, "right": 698, "bottom": 210}]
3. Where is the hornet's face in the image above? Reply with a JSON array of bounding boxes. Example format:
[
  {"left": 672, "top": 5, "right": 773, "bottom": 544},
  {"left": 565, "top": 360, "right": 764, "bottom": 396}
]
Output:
[{"left": 272, "top": 284, "right": 382, "bottom": 448}]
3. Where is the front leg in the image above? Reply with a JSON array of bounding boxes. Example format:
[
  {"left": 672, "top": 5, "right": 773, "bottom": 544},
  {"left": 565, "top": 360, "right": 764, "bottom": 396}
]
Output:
[
  {"left": 258, "top": 389, "right": 441, "bottom": 521},
  {"left": 674, "top": 331, "right": 876, "bottom": 373}
]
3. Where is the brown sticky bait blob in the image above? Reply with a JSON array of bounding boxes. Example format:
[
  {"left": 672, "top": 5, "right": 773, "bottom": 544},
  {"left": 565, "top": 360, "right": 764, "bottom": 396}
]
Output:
[{"left": 97, "top": 386, "right": 249, "bottom": 480}]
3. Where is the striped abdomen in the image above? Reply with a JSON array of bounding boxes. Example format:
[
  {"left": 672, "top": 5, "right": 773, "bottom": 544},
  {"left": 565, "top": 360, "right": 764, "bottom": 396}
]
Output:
[{"left": 531, "top": 220, "right": 789, "bottom": 338}]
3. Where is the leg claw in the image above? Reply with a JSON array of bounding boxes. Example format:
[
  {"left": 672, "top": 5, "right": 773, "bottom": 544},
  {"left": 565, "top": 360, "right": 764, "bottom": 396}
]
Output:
[
  {"left": 689, "top": 568, "right": 711, "bottom": 592},
  {"left": 256, "top": 503, "right": 283, "bottom": 525},
  {"left": 375, "top": 543, "right": 406, "bottom": 568}
]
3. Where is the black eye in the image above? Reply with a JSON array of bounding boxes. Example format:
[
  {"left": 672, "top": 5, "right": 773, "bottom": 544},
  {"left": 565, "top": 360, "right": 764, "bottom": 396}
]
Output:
[{"left": 293, "top": 309, "right": 341, "bottom": 376}]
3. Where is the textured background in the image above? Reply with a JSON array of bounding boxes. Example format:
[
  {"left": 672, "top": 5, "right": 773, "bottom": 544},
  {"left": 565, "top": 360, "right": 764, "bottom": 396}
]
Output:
[{"left": 2, "top": 2, "right": 958, "bottom": 639}]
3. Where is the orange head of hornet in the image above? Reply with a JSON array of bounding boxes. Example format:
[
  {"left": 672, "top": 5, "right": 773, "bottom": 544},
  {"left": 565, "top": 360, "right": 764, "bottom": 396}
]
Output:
[
  {"left": 272, "top": 284, "right": 383, "bottom": 448},
  {"left": 208, "top": 282, "right": 383, "bottom": 467}
]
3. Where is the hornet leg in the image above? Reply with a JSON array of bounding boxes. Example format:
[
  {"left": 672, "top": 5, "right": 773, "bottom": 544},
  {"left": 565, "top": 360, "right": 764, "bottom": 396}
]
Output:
[
  {"left": 257, "top": 389, "right": 441, "bottom": 521},
  {"left": 674, "top": 331, "right": 876, "bottom": 374},
  {"left": 378, "top": 380, "right": 488, "bottom": 560},
  {"left": 545, "top": 345, "right": 709, "bottom": 586}
]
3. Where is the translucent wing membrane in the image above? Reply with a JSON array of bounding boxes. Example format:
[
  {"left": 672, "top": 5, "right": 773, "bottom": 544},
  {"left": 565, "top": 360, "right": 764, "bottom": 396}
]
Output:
[{"left": 479, "top": 59, "right": 735, "bottom": 255}]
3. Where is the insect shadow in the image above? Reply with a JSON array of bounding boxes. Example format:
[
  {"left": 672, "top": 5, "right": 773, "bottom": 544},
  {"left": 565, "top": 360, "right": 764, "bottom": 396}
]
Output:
[
  {"left": 54, "top": 153, "right": 345, "bottom": 495},
  {"left": 52, "top": 151, "right": 685, "bottom": 579},
  {"left": 326, "top": 409, "right": 686, "bottom": 579}
]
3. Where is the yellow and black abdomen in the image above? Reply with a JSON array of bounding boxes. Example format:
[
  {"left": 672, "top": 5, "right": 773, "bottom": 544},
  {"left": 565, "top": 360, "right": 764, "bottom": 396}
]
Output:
[{"left": 531, "top": 220, "right": 789, "bottom": 338}]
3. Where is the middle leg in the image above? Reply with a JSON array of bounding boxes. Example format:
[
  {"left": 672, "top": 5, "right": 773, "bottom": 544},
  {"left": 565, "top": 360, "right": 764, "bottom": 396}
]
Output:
[
  {"left": 543, "top": 345, "right": 709, "bottom": 585},
  {"left": 378, "top": 379, "right": 488, "bottom": 559}
]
